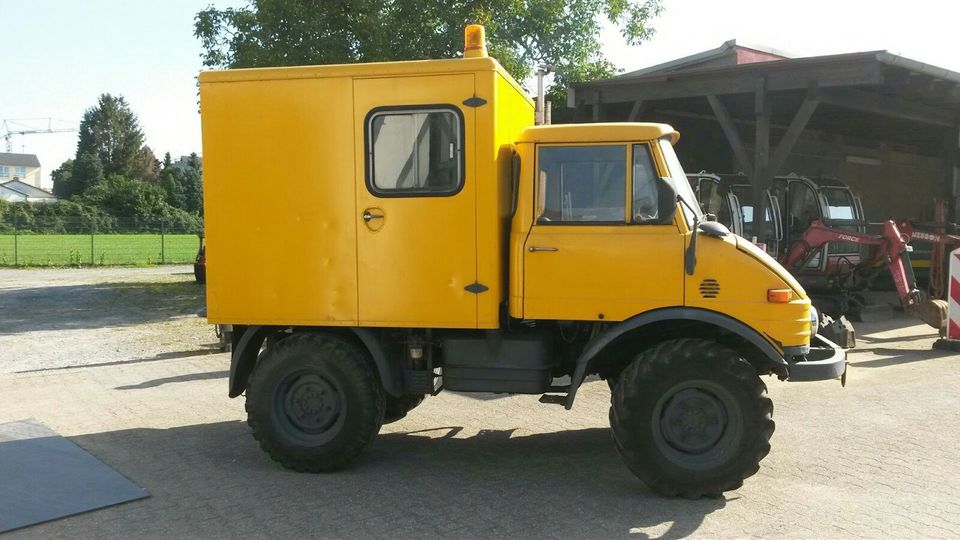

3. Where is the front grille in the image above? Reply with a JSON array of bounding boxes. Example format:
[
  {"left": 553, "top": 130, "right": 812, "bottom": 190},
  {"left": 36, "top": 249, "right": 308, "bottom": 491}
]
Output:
[{"left": 699, "top": 278, "right": 720, "bottom": 299}]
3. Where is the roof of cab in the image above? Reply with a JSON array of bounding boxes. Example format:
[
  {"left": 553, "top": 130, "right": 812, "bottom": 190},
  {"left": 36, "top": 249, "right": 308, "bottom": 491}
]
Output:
[
  {"left": 517, "top": 123, "right": 679, "bottom": 144},
  {"left": 199, "top": 56, "right": 508, "bottom": 84}
]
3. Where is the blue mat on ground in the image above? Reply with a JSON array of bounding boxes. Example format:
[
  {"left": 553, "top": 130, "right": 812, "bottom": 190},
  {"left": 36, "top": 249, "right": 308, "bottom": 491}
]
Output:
[{"left": 0, "top": 420, "right": 149, "bottom": 533}]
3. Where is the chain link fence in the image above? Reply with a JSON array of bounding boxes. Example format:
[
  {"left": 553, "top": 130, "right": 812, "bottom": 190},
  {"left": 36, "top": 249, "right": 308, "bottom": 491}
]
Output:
[{"left": 0, "top": 215, "right": 202, "bottom": 267}]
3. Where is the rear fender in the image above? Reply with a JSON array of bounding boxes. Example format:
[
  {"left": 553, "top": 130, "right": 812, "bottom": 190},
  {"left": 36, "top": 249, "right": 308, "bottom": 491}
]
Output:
[{"left": 227, "top": 326, "right": 403, "bottom": 398}]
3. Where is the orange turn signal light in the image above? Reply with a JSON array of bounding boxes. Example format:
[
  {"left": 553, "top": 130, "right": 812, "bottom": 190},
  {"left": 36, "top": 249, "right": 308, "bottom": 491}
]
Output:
[{"left": 767, "top": 289, "right": 793, "bottom": 303}]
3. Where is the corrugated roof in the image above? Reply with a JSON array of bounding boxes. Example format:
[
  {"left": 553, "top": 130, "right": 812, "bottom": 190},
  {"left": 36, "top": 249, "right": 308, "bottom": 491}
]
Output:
[
  {"left": 0, "top": 153, "right": 40, "bottom": 167},
  {"left": 616, "top": 39, "right": 791, "bottom": 79}
]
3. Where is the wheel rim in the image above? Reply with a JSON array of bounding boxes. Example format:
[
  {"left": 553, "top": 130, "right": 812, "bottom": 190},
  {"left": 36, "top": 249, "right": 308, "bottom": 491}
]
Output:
[
  {"left": 275, "top": 370, "right": 346, "bottom": 444},
  {"left": 652, "top": 380, "right": 742, "bottom": 470}
]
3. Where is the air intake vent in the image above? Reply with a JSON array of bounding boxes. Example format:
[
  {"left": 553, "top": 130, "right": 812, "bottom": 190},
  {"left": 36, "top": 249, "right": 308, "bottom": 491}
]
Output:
[{"left": 699, "top": 279, "right": 720, "bottom": 298}]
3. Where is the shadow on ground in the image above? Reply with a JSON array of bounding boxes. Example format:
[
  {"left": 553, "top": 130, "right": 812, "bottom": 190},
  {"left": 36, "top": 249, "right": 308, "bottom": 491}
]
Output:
[
  {"left": 14, "top": 422, "right": 726, "bottom": 539},
  {"left": 0, "top": 281, "right": 203, "bottom": 334}
]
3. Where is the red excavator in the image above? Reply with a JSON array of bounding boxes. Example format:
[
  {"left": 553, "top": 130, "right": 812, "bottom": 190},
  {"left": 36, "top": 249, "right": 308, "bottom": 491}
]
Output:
[
  {"left": 782, "top": 219, "right": 949, "bottom": 334},
  {"left": 897, "top": 199, "right": 960, "bottom": 301}
]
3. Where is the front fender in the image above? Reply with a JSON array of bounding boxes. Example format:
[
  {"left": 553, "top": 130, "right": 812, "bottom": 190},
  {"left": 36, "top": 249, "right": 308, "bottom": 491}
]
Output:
[{"left": 563, "top": 307, "right": 788, "bottom": 409}]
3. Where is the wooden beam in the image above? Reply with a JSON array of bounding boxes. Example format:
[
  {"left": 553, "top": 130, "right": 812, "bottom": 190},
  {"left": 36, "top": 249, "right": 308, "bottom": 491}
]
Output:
[
  {"left": 627, "top": 100, "right": 645, "bottom": 121},
  {"left": 768, "top": 97, "right": 820, "bottom": 175},
  {"left": 706, "top": 95, "right": 754, "bottom": 176},
  {"left": 576, "top": 62, "right": 883, "bottom": 103},
  {"left": 816, "top": 88, "right": 953, "bottom": 127}
]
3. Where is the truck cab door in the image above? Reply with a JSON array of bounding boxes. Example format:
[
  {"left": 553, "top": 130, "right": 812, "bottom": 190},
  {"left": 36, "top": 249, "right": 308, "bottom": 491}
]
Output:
[
  {"left": 522, "top": 143, "right": 684, "bottom": 321},
  {"left": 353, "top": 75, "right": 478, "bottom": 327}
]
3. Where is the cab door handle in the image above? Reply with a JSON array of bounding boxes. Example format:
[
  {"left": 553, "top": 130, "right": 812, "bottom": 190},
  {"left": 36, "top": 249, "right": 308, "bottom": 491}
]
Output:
[
  {"left": 362, "top": 210, "right": 384, "bottom": 222},
  {"left": 528, "top": 246, "right": 559, "bottom": 252}
]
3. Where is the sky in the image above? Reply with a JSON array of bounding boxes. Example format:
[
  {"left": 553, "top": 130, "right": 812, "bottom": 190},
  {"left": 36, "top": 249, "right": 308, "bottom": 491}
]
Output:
[{"left": 4, "top": 0, "right": 959, "bottom": 189}]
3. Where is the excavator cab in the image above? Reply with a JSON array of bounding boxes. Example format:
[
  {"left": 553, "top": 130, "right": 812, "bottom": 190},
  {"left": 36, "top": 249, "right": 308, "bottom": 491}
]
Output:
[
  {"left": 772, "top": 175, "right": 866, "bottom": 275},
  {"left": 688, "top": 172, "right": 742, "bottom": 236}
]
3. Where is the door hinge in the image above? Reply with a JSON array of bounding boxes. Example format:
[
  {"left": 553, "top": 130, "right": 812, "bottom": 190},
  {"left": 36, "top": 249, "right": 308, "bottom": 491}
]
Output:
[
  {"left": 462, "top": 96, "right": 487, "bottom": 108},
  {"left": 464, "top": 282, "right": 489, "bottom": 294}
]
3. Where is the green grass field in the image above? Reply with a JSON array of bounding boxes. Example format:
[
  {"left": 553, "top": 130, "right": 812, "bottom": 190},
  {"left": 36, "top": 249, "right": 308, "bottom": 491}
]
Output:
[{"left": 0, "top": 234, "right": 200, "bottom": 266}]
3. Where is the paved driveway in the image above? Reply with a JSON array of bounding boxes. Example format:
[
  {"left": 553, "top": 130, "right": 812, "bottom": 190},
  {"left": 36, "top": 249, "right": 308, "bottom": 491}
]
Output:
[{"left": 1, "top": 267, "right": 958, "bottom": 538}]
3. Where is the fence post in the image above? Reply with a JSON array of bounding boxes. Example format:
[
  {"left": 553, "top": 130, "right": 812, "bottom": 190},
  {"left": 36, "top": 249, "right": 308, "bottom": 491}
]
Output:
[
  {"left": 160, "top": 219, "right": 166, "bottom": 264},
  {"left": 90, "top": 216, "right": 95, "bottom": 266},
  {"left": 13, "top": 213, "right": 18, "bottom": 266}
]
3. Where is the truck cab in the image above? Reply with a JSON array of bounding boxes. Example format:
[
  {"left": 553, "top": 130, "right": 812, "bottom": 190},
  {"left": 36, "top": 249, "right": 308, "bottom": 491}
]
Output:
[{"left": 200, "top": 25, "right": 845, "bottom": 499}]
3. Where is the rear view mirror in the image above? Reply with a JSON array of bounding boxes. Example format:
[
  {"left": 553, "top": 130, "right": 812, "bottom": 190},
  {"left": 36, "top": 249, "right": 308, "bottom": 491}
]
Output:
[{"left": 656, "top": 178, "right": 678, "bottom": 224}]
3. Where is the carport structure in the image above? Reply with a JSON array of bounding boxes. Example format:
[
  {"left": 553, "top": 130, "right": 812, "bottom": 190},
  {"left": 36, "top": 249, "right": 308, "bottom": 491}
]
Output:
[{"left": 570, "top": 42, "right": 960, "bottom": 229}]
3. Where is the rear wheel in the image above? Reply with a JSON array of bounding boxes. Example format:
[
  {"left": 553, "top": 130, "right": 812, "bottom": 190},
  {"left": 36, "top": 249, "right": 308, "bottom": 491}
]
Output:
[
  {"left": 246, "top": 333, "right": 385, "bottom": 472},
  {"left": 610, "top": 338, "right": 774, "bottom": 498}
]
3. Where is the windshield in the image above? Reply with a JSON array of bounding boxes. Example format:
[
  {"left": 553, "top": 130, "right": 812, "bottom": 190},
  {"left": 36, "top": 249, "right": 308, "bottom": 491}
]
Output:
[
  {"left": 821, "top": 187, "right": 856, "bottom": 220},
  {"left": 658, "top": 138, "right": 701, "bottom": 227}
]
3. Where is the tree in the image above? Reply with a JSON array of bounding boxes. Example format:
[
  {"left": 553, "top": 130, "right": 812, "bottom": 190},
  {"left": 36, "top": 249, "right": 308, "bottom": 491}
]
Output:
[
  {"left": 131, "top": 146, "right": 162, "bottom": 183},
  {"left": 194, "top": 0, "right": 662, "bottom": 109},
  {"left": 81, "top": 174, "right": 169, "bottom": 221},
  {"left": 51, "top": 159, "right": 75, "bottom": 199},
  {"left": 160, "top": 152, "right": 203, "bottom": 214},
  {"left": 76, "top": 94, "right": 145, "bottom": 178}
]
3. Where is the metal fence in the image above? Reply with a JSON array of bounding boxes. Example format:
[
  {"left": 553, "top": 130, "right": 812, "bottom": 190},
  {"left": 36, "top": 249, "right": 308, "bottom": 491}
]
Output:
[{"left": 0, "top": 215, "right": 202, "bottom": 267}]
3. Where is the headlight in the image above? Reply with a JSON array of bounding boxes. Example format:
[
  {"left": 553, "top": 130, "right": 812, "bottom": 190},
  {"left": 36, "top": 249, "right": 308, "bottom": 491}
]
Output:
[{"left": 809, "top": 306, "right": 819, "bottom": 338}]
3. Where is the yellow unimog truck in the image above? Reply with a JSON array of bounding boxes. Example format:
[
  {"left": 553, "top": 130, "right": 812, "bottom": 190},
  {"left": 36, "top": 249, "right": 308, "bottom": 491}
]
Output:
[{"left": 199, "top": 26, "right": 845, "bottom": 498}]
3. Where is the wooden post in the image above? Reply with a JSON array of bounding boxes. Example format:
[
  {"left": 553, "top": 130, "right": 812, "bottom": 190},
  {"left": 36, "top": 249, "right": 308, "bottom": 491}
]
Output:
[
  {"left": 592, "top": 91, "right": 601, "bottom": 122},
  {"left": 753, "top": 78, "right": 772, "bottom": 243}
]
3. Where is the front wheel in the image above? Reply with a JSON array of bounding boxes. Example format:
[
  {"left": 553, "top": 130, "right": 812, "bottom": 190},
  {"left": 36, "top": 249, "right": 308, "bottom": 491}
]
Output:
[
  {"left": 610, "top": 338, "right": 774, "bottom": 498},
  {"left": 245, "top": 333, "right": 385, "bottom": 472}
]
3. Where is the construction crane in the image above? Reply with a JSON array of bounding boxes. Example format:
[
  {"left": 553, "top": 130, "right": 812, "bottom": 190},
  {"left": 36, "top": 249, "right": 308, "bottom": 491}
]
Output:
[{"left": 1, "top": 118, "right": 77, "bottom": 153}]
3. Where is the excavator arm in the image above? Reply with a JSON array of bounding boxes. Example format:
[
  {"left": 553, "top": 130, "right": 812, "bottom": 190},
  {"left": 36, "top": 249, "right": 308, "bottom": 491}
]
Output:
[{"left": 782, "top": 219, "right": 947, "bottom": 332}]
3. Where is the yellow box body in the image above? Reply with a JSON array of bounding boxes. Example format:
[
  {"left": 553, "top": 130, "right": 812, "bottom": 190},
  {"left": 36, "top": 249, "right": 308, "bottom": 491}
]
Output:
[{"left": 200, "top": 57, "right": 532, "bottom": 329}]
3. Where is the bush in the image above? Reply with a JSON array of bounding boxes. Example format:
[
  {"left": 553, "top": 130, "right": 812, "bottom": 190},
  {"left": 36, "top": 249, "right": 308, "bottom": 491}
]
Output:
[{"left": 0, "top": 177, "right": 200, "bottom": 235}]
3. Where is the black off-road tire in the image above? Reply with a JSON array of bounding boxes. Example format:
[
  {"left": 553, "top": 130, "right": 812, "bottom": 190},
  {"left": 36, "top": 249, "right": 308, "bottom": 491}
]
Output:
[
  {"left": 610, "top": 338, "right": 774, "bottom": 499},
  {"left": 383, "top": 395, "right": 425, "bottom": 425},
  {"left": 245, "top": 333, "right": 385, "bottom": 472}
]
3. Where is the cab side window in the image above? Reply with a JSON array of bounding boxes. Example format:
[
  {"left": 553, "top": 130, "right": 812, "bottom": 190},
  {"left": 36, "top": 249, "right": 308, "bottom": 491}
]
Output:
[
  {"left": 537, "top": 145, "right": 625, "bottom": 223},
  {"left": 632, "top": 144, "right": 659, "bottom": 223},
  {"left": 366, "top": 107, "right": 463, "bottom": 196}
]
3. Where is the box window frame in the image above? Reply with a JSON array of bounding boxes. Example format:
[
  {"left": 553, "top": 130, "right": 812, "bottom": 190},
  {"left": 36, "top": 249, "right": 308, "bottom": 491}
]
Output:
[{"left": 363, "top": 104, "right": 465, "bottom": 198}]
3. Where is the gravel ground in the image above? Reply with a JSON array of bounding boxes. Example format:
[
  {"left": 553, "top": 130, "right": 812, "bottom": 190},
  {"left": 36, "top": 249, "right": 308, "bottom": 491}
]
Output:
[
  {"left": 1, "top": 267, "right": 959, "bottom": 538},
  {"left": 0, "top": 266, "right": 215, "bottom": 373}
]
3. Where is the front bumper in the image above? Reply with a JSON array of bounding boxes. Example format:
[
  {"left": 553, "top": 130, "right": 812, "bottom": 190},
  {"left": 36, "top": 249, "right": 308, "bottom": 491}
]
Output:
[{"left": 785, "top": 334, "right": 847, "bottom": 383}]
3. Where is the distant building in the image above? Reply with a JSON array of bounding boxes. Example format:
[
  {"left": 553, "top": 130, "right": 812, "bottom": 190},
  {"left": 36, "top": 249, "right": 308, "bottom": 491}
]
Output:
[
  {"left": 0, "top": 153, "right": 41, "bottom": 188},
  {"left": 0, "top": 183, "right": 25, "bottom": 202},
  {"left": 1, "top": 179, "right": 56, "bottom": 203},
  {"left": 173, "top": 155, "right": 202, "bottom": 171}
]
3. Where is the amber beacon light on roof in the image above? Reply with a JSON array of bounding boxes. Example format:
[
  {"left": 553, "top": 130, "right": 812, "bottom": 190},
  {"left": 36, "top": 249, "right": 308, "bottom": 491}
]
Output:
[
  {"left": 463, "top": 24, "right": 488, "bottom": 58},
  {"left": 198, "top": 25, "right": 846, "bottom": 500}
]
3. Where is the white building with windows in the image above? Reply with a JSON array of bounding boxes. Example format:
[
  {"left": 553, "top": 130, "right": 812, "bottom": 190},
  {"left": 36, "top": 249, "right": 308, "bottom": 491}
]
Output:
[{"left": 0, "top": 153, "right": 41, "bottom": 188}]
